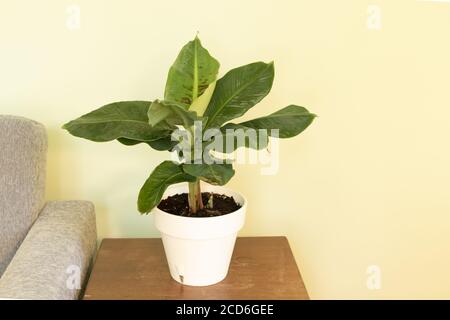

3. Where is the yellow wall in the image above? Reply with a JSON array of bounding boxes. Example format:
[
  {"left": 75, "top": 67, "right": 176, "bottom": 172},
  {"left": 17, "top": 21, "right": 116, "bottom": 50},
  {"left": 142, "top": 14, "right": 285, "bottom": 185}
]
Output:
[{"left": 2, "top": 0, "right": 450, "bottom": 299}]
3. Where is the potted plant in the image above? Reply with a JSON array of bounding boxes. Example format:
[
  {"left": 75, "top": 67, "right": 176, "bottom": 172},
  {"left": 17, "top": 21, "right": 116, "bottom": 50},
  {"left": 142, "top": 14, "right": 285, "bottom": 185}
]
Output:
[{"left": 63, "top": 36, "right": 315, "bottom": 286}]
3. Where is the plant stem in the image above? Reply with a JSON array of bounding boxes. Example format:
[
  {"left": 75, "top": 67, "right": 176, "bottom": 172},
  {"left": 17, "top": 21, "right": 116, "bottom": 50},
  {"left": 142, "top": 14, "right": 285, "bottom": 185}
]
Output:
[
  {"left": 188, "top": 180, "right": 203, "bottom": 214},
  {"left": 186, "top": 124, "right": 204, "bottom": 215}
]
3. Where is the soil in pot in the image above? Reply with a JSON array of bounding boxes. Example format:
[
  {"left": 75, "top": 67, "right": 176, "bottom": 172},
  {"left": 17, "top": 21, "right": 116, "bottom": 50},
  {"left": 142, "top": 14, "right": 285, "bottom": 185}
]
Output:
[{"left": 157, "top": 192, "right": 241, "bottom": 217}]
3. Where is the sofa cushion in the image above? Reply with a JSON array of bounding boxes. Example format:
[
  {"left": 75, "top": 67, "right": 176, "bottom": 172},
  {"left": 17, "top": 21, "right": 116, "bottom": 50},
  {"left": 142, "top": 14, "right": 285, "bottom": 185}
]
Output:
[{"left": 0, "top": 115, "right": 47, "bottom": 276}]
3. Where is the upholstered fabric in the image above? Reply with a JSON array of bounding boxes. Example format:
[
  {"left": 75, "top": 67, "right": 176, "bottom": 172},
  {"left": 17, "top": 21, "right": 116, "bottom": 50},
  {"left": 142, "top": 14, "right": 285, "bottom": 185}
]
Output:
[
  {"left": 0, "top": 115, "right": 47, "bottom": 275},
  {"left": 0, "top": 116, "right": 97, "bottom": 300},
  {"left": 0, "top": 200, "right": 97, "bottom": 300}
]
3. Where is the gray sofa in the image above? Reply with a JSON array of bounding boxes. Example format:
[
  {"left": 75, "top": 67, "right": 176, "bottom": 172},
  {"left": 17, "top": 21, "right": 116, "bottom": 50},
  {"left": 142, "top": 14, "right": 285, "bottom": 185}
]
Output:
[{"left": 0, "top": 115, "right": 97, "bottom": 300}]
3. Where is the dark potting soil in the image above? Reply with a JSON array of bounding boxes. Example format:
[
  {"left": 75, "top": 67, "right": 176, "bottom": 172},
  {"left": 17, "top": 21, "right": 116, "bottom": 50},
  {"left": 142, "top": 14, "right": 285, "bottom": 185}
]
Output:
[{"left": 157, "top": 193, "right": 241, "bottom": 217}]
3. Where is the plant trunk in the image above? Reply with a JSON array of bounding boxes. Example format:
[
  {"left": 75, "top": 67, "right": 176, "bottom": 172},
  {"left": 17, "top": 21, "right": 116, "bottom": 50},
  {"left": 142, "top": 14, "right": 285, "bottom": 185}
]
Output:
[
  {"left": 187, "top": 125, "right": 204, "bottom": 214},
  {"left": 188, "top": 180, "right": 204, "bottom": 214}
]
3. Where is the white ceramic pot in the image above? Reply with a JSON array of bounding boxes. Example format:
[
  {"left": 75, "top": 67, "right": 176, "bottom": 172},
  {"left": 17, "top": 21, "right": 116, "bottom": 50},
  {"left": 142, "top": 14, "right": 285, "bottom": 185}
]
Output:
[{"left": 153, "top": 182, "right": 246, "bottom": 286}]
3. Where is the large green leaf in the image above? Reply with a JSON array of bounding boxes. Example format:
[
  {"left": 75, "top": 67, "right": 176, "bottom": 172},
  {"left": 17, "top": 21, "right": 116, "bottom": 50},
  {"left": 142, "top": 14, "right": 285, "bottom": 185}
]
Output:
[
  {"left": 221, "top": 124, "right": 269, "bottom": 151},
  {"left": 202, "top": 125, "right": 269, "bottom": 154},
  {"left": 117, "top": 135, "right": 179, "bottom": 151},
  {"left": 204, "top": 62, "right": 274, "bottom": 128},
  {"left": 147, "top": 135, "right": 179, "bottom": 151},
  {"left": 148, "top": 100, "right": 199, "bottom": 129},
  {"left": 227, "top": 105, "right": 316, "bottom": 138},
  {"left": 182, "top": 163, "right": 235, "bottom": 186},
  {"left": 164, "top": 37, "right": 220, "bottom": 107},
  {"left": 63, "top": 101, "right": 169, "bottom": 142},
  {"left": 210, "top": 105, "right": 315, "bottom": 153},
  {"left": 138, "top": 161, "right": 196, "bottom": 213}
]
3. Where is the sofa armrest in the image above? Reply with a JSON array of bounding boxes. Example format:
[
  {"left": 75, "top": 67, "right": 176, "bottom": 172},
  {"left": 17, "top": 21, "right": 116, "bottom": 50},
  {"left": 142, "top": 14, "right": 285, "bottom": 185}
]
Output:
[{"left": 0, "top": 201, "right": 97, "bottom": 300}]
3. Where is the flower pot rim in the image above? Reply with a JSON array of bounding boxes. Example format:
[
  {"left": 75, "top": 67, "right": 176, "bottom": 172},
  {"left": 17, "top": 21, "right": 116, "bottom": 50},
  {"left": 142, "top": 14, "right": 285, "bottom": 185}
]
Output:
[{"left": 153, "top": 183, "right": 247, "bottom": 220}]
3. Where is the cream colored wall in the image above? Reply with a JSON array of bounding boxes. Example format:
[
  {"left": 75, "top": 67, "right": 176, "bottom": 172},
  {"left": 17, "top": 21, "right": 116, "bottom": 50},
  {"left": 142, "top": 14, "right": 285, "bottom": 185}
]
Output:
[{"left": 2, "top": 0, "right": 450, "bottom": 299}]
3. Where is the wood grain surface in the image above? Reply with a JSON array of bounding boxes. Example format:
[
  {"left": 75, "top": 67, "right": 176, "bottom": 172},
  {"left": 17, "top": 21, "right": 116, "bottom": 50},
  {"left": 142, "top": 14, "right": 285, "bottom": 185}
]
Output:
[{"left": 83, "top": 237, "right": 309, "bottom": 300}]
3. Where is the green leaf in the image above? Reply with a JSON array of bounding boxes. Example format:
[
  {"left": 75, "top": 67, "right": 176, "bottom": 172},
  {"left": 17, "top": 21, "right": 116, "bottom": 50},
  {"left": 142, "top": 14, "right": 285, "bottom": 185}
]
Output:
[
  {"left": 164, "top": 36, "right": 220, "bottom": 107},
  {"left": 208, "top": 105, "right": 315, "bottom": 153},
  {"left": 204, "top": 62, "right": 274, "bottom": 128},
  {"left": 213, "top": 123, "right": 269, "bottom": 153},
  {"left": 182, "top": 163, "right": 235, "bottom": 186},
  {"left": 148, "top": 100, "right": 199, "bottom": 129},
  {"left": 138, "top": 161, "right": 196, "bottom": 213},
  {"left": 117, "top": 137, "right": 143, "bottom": 146},
  {"left": 147, "top": 135, "right": 179, "bottom": 151},
  {"left": 117, "top": 135, "right": 179, "bottom": 151},
  {"left": 228, "top": 105, "right": 316, "bottom": 138},
  {"left": 63, "top": 101, "right": 169, "bottom": 142}
]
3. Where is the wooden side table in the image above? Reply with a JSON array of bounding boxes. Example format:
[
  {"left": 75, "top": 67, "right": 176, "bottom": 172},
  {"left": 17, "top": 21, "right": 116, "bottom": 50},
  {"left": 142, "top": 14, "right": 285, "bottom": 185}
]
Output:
[{"left": 83, "top": 237, "right": 309, "bottom": 300}]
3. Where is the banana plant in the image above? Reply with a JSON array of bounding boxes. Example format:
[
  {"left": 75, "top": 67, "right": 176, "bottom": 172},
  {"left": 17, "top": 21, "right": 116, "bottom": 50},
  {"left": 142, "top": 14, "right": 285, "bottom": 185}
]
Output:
[{"left": 63, "top": 36, "right": 316, "bottom": 215}]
